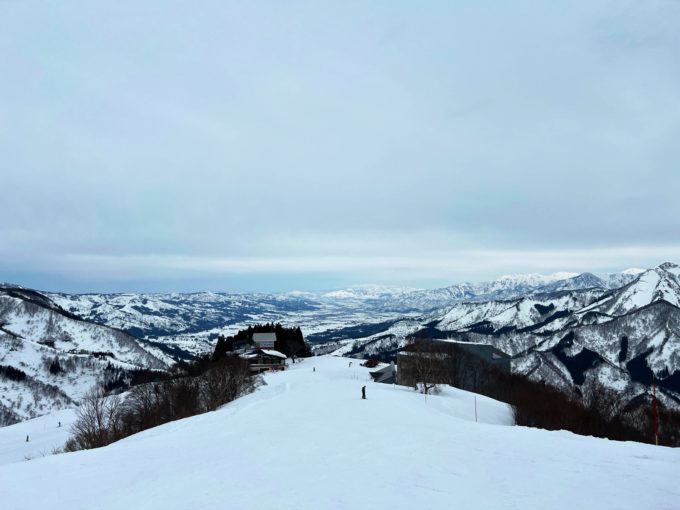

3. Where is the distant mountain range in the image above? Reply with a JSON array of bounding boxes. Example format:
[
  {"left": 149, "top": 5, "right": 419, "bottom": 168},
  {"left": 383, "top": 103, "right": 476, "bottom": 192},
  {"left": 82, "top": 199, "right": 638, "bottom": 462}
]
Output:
[
  {"left": 46, "top": 267, "right": 643, "bottom": 337},
  {"left": 324, "top": 263, "right": 680, "bottom": 410},
  {"left": 1, "top": 264, "right": 677, "bottom": 424}
]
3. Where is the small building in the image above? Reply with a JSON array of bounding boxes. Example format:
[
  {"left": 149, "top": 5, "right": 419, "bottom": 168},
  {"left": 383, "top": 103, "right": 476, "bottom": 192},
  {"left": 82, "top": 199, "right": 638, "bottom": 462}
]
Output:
[
  {"left": 252, "top": 332, "right": 276, "bottom": 349},
  {"left": 442, "top": 340, "right": 511, "bottom": 373},
  {"left": 396, "top": 339, "right": 510, "bottom": 391},
  {"left": 370, "top": 362, "right": 397, "bottom": 384},
  {"left": 241, "top": 348, "right": 287, "bottom": 373}
]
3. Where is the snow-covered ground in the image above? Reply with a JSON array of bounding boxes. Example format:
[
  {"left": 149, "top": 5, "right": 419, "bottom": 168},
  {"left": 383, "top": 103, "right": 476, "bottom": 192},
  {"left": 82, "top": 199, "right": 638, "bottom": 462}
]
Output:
[
  {"left": 0, "top": 356, "right": 678, "bottom": 510},
  {"left": 0, "top": 408, "right": 76, "bottom": 465}
]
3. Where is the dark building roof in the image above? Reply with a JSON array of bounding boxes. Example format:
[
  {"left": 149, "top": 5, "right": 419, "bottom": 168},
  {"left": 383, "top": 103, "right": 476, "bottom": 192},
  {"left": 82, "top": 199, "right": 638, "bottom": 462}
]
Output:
[
  {"left": 432, "top": 339, "right": 510, "bottom": 363},
  {"left": 370, "top": 363, "right": 397, "bottom": 384}
]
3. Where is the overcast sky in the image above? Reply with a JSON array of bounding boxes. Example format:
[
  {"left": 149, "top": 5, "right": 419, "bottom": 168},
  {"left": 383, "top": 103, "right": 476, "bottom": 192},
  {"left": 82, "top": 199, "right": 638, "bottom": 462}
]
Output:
[{"left": 1, "top": 1, "right": 680, "bottom": 293}]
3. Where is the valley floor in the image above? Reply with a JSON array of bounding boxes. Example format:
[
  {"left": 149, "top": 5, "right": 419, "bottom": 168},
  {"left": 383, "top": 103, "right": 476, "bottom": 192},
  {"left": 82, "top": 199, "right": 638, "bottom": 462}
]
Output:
[{"left": 0, "top": 356, "right": 678, "bottom": 510}]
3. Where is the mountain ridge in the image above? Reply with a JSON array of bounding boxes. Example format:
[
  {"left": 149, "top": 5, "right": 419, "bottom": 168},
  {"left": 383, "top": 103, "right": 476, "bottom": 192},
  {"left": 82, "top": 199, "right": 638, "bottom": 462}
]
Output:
[{"left": 1, "top": 264, "right": 675, "bottom": 424}]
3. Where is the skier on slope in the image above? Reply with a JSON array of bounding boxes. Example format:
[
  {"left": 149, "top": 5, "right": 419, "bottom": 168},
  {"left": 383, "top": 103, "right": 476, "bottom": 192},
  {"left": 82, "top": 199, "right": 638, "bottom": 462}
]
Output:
[{"left": 361, "top": 385, "right": 366, "bottom": 399}]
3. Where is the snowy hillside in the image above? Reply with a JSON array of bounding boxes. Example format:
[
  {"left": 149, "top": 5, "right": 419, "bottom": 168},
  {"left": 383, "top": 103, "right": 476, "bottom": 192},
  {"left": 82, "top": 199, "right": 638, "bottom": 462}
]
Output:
[
  {"left": 1, "top": 356, "right": 677, "bottom": 510},
  {"left": 0, "top": 287, "right": 166, "bottom": 424},
  {"left": 0, "top": 409, "right": 76, "bottom": 465}
]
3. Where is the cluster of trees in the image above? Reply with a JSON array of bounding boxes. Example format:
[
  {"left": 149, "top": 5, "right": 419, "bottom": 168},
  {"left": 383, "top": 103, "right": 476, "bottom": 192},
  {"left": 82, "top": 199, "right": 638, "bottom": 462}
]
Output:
[
  {"left": 100, "top": 364, "right": 168, "bottom": 394},
  {"left": 0, "top": 364, "right": 27, "bottom": 382},
  {"left": 401, "top": 339, "right": 680, "bottom": 447},
  {"left": 48, "top": 358, "right": 63, "bottom": 375},
  {"left": 66, "top": 355, "right": 259, "bottom": 451},
  {"left": 501, "top": 371, "right": 680, "bottom": 447},
  {"left": 213, "top": 323, "right": 312, "bottom": 360}
]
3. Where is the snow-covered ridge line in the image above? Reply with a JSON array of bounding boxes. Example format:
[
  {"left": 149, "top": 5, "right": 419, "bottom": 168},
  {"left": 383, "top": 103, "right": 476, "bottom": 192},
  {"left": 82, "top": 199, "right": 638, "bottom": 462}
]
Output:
[{"left": 36, "top": 266, "right": 648, "bottom": 340}]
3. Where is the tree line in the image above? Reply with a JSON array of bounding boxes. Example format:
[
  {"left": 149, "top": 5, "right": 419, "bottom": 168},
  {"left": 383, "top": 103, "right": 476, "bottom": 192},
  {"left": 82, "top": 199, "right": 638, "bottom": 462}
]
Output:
[
  {"left": 402, "top": 339, "right": 680, "bottom": 447},
  {"left": 65, "top": 354, "right": 259, "bottom": 451}
]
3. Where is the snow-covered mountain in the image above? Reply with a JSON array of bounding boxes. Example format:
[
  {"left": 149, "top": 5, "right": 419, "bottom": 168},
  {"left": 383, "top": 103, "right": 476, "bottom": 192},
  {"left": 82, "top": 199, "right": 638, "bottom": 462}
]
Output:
[
  {"left": 46, "top": 269, "right": 636, "bottom": 344},
  {"left": 323, "top": 263, "right": 680, "bottom": 409},
  {"left": 0, "top": 287, "right": 166, "bottom": 425},
  {"left": 604, "top": 267, "right": 647, "bottom": 289},
  {"left": 47, "top": 290, "right": 413, "bottom": 360},
  {"left": 0, "top": 264, "right": 667, "bottom": 424},
  {"left": 580, "top": 262, "right": 680, "bottom": 317},
  {"left": 1, "top": 356, "right": 678, "bottom": 510},
  {"left": 309, "top": 269, "right": 643, "bottom": 355}
]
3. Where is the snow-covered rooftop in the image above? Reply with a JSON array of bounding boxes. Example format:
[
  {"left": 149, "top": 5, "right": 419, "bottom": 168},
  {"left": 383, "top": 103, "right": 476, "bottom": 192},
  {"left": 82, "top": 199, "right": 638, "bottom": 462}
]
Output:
[{"left": 260, "top": 349, "right": 286, "bottom": 359}]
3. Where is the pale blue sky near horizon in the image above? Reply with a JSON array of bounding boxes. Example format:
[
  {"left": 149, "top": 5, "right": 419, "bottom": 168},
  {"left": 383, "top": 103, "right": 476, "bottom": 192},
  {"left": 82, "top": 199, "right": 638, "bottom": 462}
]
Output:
[{"left": 1, "top": 1, "right": 680, "bottom": 293}]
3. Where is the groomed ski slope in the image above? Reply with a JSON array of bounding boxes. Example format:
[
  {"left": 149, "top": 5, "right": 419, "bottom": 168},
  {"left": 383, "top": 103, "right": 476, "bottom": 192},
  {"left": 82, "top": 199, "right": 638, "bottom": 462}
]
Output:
[
  {"left": 1, "top": 356, "right": 678, "bottom": 510},
  {"left": 0, "top": 409, "right": 76, "bottom": 465}
]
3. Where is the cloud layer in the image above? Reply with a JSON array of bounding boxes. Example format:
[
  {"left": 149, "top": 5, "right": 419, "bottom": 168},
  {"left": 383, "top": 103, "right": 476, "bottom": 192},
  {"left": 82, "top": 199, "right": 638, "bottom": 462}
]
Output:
[{"left": 1, "top": 1, "right": 679, "bottom": 291}]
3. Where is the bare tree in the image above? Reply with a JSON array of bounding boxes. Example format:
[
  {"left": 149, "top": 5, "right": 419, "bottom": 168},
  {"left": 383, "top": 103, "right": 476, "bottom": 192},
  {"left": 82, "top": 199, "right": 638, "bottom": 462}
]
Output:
[
  {"left": 406, "top": 339, "right": 448, "bottom": 395},
  {"left": 65, "top": 389, "right": 122, "bottom": 451},
  {"left": 201, "top": 356, "right": 256, "bottom": 411},
  {"left": 124, "top": 381, "right": 161, "bottom": 431}
]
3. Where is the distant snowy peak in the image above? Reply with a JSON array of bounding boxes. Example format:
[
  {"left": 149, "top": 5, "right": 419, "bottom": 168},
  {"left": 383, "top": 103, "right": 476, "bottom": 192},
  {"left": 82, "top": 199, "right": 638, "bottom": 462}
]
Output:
[
  {"left": 435, "top": 271, "right": 592, "bottom": 304},
  {"left": 622, "top": 268, "right": 647, "bottom": 276},
  {"left": 605, "top": 268, "right": 647, "bottom": 289},
  {"left": 321, "top": 285, "right": 417, "bottom": 300},
  {"left": 533, "top": 272, "right": 605, "bottom": 294},
  {"left": 588, "top": 262, "right": 680, "bottom": 316},
  {"left": 497, "top": 272, "right": 579, "bottom": 285}
]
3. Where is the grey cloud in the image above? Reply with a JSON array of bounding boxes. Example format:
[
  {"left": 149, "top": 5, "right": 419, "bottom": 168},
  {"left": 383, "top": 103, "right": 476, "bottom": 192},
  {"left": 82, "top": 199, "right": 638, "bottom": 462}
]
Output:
[{"left": 1, "top": 0, "right": 679, "bottom": 291}]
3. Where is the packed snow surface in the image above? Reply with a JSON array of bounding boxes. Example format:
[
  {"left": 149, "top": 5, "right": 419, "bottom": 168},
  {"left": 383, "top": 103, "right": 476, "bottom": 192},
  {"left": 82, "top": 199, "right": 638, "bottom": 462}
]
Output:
[
  {"left": 1, "top": 356, "right": 678, "bottom": 510},
  {"left": 0, "top": 409, "right": 75, "bottom": 465}
]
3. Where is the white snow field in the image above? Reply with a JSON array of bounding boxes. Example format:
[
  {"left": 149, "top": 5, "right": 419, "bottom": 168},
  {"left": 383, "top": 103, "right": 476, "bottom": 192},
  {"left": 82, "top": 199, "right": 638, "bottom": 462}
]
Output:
[
  {"left": 0, "top": 408, "right": 76, "bottom": 465},
  {"left": 1, "top": 356, "right": 678, "bottom": 510}
]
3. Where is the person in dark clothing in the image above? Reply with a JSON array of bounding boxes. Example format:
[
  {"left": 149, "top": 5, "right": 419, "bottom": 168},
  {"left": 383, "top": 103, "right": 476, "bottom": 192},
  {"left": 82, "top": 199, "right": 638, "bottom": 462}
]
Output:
[{"left": 361, "top": 385, "right": 366, "bottom": 399}]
